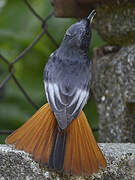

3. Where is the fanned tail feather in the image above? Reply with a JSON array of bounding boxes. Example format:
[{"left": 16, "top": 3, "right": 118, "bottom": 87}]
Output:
[
  {"left": 64, "top": 111, "right": 107, "bottom": 175},
  {"left": 6, "top": 104, "right": 57, "bottom": 163},
  {"left": 6, "top": 103, "right": 107, "bottom": 175}
]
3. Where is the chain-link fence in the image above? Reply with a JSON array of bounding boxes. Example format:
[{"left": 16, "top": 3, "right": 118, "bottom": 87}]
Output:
[{"left": 0, "top": 0, "right": 59, "bottom": 140}]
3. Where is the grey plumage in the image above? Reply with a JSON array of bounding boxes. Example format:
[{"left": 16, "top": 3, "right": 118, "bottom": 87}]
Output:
[{"left": 44, "top": 18, "right": 92, "bottom": 130}]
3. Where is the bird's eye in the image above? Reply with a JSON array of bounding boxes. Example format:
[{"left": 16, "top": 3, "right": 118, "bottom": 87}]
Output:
[
  {"left": 66, "top": 29, "right": 75, "bottom": 37},
  {"left": 85, "top": 30, "right": 89, "bottom": 36},
  {"left": 66, "top": 32, "right": 72, "bottom": 37},
  {"left": 65, "top": 34, "right": 73, "bottom": 39},
  {"left": 66, "top": 34, "right": 71, "bottom": 37}
]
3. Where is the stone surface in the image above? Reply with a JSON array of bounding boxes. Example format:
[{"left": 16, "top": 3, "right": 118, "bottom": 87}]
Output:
[
  {"left": 51, "top": 0, "right": 108, "bottom": 18},
  {"left": 92, "top": 45, "right": 135, "bottom": 142},
  {"left": 0, "top": 144, "right": 135, "bottom": 180},
  {"left": 93, "top": 0, "right": 135, "bottom": 45}
]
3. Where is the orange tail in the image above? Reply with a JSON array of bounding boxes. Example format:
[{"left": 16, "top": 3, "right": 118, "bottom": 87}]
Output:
[{"left": 6, "top": 103, "right": 107, "bottom": 175}]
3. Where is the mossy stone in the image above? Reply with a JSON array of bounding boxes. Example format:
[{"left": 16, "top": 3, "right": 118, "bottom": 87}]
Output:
[{"left": 94, "top": 0, "right": 135, "bottom": 45}]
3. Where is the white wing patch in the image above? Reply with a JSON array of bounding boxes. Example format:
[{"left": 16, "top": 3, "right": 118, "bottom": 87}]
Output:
[
  {"left": 48, "top": 83, "right": 55, "bottom": 105},
  {"left": 68, "top": 89, "right": 81, "bottom": 107},
  {"left": 44, "top": 81, "right": 49, "bottom": 101},
  {"left": 72, "top": 89, "right": 89, "bottom": 115},
  {"left": 44, "top": 81, "right": 89, "bottom": 116},
  {"left": 44, "top": 81, "right": 57, "bottom": 110},
  {"left": 44, "top": 81, "right": 63, "bottom": 112},
  {"left": 53, "top": 83, "right": 66, "bottom": 105},
  {"left": 50, "top": 52, "right": 54, "bottom": 57}
]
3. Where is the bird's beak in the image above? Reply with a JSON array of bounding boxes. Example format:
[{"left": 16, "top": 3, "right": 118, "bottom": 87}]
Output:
[{"left": 87, "top": 10, "right": 96, "bottom": 24}]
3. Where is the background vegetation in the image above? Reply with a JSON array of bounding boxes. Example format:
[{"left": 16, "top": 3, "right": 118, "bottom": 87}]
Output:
[{"left": 0, "top": 0, "right": 105, "bottom": 143}]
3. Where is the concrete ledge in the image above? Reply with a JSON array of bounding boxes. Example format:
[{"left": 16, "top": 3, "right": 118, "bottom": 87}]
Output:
[{"left": 0, "top": 144, "right": 135, "bottom": 180}]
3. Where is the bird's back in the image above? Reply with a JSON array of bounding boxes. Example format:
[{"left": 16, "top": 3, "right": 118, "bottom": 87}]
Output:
[{"left": 44, "top": 51, "right": 91, "bottom": 129}]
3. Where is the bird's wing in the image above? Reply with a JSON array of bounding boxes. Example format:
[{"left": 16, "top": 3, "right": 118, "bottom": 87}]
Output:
[{"left": 44, "top": 52, "right": 91, "bottom": 129}]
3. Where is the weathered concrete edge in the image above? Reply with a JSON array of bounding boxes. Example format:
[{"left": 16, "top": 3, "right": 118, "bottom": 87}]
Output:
[{"left": 0, "top": 143, "right": 135, "bottom": 180}]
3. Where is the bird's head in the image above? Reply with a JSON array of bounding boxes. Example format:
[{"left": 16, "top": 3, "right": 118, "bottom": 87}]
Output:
[{"left": 63, "top": 10, "right": 96, "bottom": 52}]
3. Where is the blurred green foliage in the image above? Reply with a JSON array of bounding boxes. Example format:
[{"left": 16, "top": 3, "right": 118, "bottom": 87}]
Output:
[{"left": 0, "top": 0, "right": 106, "bottom": 144}]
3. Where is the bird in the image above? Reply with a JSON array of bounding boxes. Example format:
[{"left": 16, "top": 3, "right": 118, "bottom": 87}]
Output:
[{"left": 6, "top": 10, "right": 107, "bottom": 176}]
